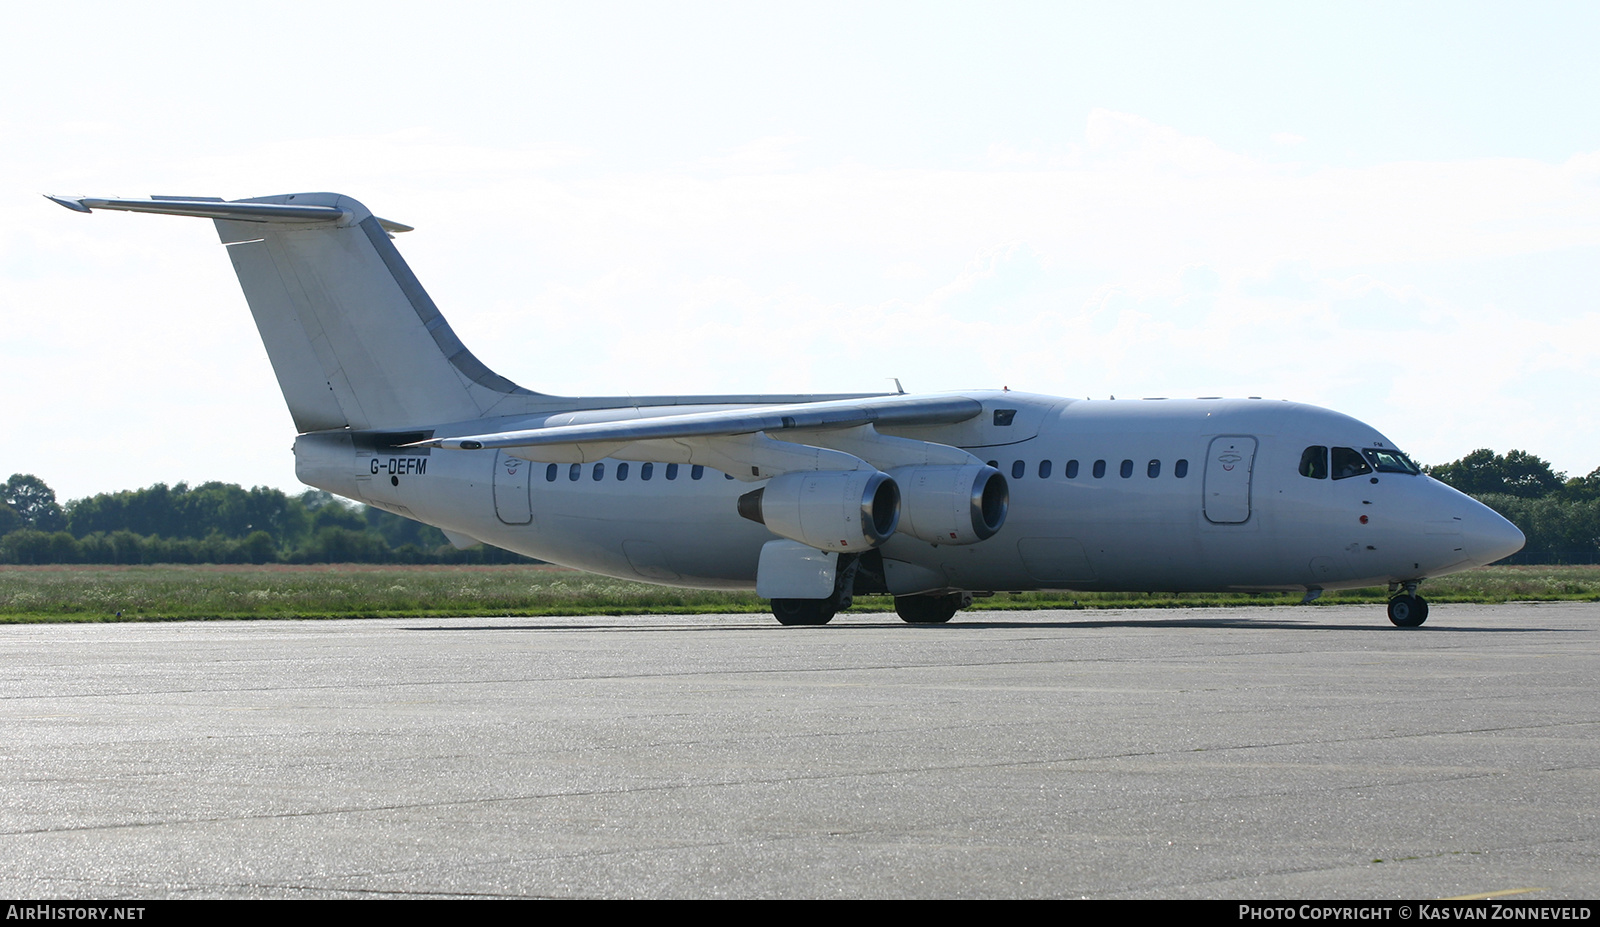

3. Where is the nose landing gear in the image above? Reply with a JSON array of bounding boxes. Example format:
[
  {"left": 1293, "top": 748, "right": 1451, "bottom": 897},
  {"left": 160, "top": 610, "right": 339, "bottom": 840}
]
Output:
[{"left": 1386, "top": 582, "right": 1429, "bottom": 627}]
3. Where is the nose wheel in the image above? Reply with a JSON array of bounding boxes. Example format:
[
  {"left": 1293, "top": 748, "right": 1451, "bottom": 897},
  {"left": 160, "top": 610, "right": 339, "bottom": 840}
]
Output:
[{"left": 1387, "top": 593, "right": 1429, "bottom": 628}]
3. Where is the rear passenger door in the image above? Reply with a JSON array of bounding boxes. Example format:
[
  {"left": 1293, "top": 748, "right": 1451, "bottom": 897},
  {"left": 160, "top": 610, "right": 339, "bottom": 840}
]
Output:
[{"left": 492, "top": 450, "right": 533, "bottom": 525}]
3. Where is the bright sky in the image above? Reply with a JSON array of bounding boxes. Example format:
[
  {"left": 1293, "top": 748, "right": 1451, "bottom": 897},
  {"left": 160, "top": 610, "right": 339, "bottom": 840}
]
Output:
[{"left": 5, "top": 1, "right": 1599, "bottom": 501}]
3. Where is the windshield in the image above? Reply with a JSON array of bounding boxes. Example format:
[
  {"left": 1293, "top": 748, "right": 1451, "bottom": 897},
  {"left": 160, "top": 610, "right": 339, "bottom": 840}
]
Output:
[{"left": 1362, "top": 448, "right": 1421, "bottom": 475}]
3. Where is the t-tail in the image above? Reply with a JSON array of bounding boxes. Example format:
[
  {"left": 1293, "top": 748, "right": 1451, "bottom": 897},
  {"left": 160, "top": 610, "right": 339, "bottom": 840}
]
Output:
[
  {"left": 47, "top": 192, "right": 872, "bottom": 433},
  {"left": 49, "top": 192, "right": 547, "bottom": 432}
]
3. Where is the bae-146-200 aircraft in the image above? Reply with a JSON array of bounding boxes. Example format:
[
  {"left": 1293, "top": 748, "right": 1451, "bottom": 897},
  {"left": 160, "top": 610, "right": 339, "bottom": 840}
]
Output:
[{"left": 48, "top": 192, "right": 1525, "bottom": 627}]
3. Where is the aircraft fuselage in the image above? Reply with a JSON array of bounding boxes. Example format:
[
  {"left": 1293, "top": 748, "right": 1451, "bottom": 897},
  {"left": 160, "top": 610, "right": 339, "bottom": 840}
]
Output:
[{"left": 297, "top": 391, "right": 1520, "bottom": 597}]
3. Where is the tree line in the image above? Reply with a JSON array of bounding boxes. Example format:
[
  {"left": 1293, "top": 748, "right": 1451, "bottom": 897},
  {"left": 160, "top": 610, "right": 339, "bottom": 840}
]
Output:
[
  {"left": 1422, "top": 451, "right": 1600, "bottom": 564},
  {"left": 0, "top": 475, "right": 532, "bottom": 565},
  {"left": 1, "top": 448, "right": 1597, "bottom": 565}
]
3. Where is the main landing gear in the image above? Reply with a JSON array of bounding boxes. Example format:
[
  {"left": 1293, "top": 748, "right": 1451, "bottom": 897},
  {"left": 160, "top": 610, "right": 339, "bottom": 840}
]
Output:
[
  {"left": 893, "top": 592, "right": 967, "bottom": 624},
  {"left": 773, "top": 591, "right": 972, "bottom": 625},
  {"left": 1386, "top": 582, "right": 1429, "bottom": 628},
  {"left": 770, "top": 598, "right": 838, "bottom": 625},
  {"left": 769, "top": 553, "right": 975, "bottom": 626},
  {"left": 770, "top": 554, "right": 861, "bottom": 625}
]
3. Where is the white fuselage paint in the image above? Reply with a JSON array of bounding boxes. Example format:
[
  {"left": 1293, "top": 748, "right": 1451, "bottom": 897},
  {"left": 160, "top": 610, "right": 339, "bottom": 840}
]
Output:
[{"left": 297, "top": 391, "right": 1521, "bottom": 595}]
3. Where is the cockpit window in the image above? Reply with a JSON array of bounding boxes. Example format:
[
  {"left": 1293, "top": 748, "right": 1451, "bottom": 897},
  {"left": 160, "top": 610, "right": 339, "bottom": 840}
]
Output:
[
  {"left": 1331, "top": 447, "right": 1372, "bottom": 480},
  {"left": 1299, "top": 446, "right": 1328, "bottom": 480},
  {"left": 1362, "top": 448, "right": 1420, "bottom": 475}
]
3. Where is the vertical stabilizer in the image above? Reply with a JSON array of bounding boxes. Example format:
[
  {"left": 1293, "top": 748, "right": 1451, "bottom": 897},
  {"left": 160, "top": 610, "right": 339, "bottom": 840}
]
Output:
[
  {"left": 46, "top": 192, "right": 546, "bottom": 432},
  {"left": 211, "top": 193, "right": 543, "bottom": 431},
  {"left": 48, "top": 190, "right": 879, "bottom": 431}
]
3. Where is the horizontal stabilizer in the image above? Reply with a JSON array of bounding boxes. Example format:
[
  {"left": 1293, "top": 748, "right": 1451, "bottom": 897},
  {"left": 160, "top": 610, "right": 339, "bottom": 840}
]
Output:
[{"left": 44, "top": 195, "right": 414, "bottom": 233}]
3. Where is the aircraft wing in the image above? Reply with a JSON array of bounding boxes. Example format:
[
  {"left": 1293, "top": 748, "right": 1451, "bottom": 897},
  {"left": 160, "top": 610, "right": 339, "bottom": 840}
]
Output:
[
  {"left": 418, "top": 394, "right": 981, "bottom": 450},
  {"left": 414, "top": 393, "right": 989, "bottom": 480}
]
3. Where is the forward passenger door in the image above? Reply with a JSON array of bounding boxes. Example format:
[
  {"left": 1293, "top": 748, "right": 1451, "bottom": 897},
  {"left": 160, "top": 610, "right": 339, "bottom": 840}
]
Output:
[{"left": 1203, "top": 436, "right": 1257, "bottom": 524}]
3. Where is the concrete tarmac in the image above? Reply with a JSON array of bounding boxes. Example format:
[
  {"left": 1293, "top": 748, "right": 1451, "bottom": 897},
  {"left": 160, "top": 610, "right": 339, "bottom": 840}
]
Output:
[{"left": 1, "top": 602, "right": 1596, "bottom": 899}]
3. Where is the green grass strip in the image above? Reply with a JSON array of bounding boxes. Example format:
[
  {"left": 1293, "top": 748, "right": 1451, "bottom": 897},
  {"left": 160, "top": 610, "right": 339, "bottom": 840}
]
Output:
[{"left": 1, "top": 563, "right": 1595, "bottom": 624}]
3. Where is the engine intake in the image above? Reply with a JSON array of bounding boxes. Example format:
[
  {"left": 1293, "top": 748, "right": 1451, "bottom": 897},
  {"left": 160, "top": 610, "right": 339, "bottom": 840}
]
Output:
[{"left": 737, "top": 469, "right": 899, "bottom": 551}]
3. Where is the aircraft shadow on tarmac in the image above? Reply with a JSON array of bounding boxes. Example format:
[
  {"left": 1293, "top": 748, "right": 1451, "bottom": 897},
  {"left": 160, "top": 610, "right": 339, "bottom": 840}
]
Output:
[{"left": 406, "top": 613, "right": 1557, "bottom": 634}]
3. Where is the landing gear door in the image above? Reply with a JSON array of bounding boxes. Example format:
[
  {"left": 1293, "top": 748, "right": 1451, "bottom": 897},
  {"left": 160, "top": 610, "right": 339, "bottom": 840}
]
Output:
[
  {"left": 492, "top": 450, "right": 533, "bottom": 525},
  {"left": 1203, "top": 435, "right": 1257, "bottom": 524}
]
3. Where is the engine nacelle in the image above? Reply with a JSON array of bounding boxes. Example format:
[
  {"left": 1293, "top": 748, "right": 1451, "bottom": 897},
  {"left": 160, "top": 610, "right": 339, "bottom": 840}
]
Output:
[
  {"left": 887, "top": 464, "right": 1008, "bottom": 545},
  {"left": 737, "top": 469, "right": 900, "bottom": 551}
]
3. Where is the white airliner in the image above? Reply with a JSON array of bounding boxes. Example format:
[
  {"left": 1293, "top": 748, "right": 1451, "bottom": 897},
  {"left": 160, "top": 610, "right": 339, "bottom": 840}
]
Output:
[{"left": 49, "top": 192, "right": 1525, "bottom": 627}]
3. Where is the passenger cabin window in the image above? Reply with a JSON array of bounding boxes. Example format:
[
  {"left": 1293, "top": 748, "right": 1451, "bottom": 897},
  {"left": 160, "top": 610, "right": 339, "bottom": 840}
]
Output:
[
  {"left": 592, "top": 463, "right": 605, "bottom": 481},
  {"left": 1012, "top": 460, "right": 1025, "bottom": 479},
  {"left": 1300, "top": 446, "right": 1329, "bottom": 480},
  {"left": 616, "top": 463, "right": 629, "bottom": 481},
  {"left": 1120, "top": 459, "right": 1133, "bottom": 478},
  {"left": 641, "top": 462, "right": 654, "bottom": 481},
  {"left": 569, "top": 463, "right": 581, "bottom": 482},
  {"left": 691, "top": 465, "right": 705, "bottom": 480},
  {"left": 1175, "top": 459, "right": 1189, "bottom": 478},
  {"left": 1093, "top": 460, "right": 1107, "bottom": 479},
  {"left": 1332, "top": 447, "right": 1372, "bottom": 480},
  {"left": 666, "top": 463, "right": 679, "bottom": 480},
  {"left": 1038, "top": 460, "right": 1052, "bottom": 479},
  {"left": 1065, "top": 460, "right": 1079, "bottom": 479},
  {"left": 546, "top": 463, "right": 558, "bottom": 482},
  {"left": 1147, "top": 460, "right": 1160, "bottom": 478}
]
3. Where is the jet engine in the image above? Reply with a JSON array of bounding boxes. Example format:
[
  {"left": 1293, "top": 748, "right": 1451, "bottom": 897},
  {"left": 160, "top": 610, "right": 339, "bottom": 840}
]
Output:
[
  {"left": 887, "top": 464, "right": 1008, "bottom": 545},
  {"left": 737, "top": 469, "right": 900, "bottom": 551}
]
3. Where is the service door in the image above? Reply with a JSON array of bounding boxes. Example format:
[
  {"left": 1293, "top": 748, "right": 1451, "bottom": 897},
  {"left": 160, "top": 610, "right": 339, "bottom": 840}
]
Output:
[
  {"left": 1203, "top": 435, "right": 1257, "bottom": 524},
  {"left": 493, "top": 450, "right": 533, "bottom": 525}
]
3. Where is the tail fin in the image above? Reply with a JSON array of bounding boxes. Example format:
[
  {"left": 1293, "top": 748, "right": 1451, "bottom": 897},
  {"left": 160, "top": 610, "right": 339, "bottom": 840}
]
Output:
[
  {"left": 50, "top": 192, "right": 546, "bottom": 432},
  {"left": 51, "top": 191, "right": 878, "bottom": 431},
  {"left": 217, "top": 193, "right": 547, "bottom": 432}
]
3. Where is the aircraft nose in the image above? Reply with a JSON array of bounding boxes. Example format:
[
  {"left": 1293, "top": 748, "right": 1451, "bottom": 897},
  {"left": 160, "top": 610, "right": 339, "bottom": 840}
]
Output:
[{"left": 1460, "top": 503, "right": 1525, "bottom": 566}]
